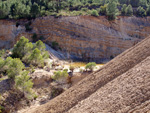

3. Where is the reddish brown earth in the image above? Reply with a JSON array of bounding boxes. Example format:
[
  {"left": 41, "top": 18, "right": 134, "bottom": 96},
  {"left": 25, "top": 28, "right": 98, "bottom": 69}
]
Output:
[{"left": 22, "top": 36, "right": 150, "bottom": 113}]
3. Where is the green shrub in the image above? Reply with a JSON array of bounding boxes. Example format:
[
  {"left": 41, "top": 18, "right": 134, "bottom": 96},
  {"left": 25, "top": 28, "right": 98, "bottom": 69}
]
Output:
[
  {"left": 91, "top": 9, "right": 99, "bottom": 17},
  {"left": 52, "top": 70, "right": 68, "bottom": 80},
  {"left": 69, "top": 66, "right": 75, "bottom": 72},
  {"left": 0, "top": 105, "right": 4, "bottom": 112},
  {"left": 7, "top": 58, "right": 25, "bottom": 79},
  {"left": 137, "top": 6, "right": 146, "bottom": 17},
  {"left": 12, "top": 36, "right": 49, "bottom": 67},
  {"left": 100, "top": 4, "right": 107, "bottom": 15},
  {"left": 28, "top": 48, "right": 44, "bottom": 67},
  {"left": 32, "top": 33, "right": 38, "bottom": 42},
  {"left": 15, "top": 71, "right": 33, "bottom": 95},
  {"left": 81, "top": 8, "right": 88, "bottom": 11},
  {"left": 16, "top": 22, "right": 20, "bottom": 27},
  {"left": 85, "top": 62, "right": 96, "bottom": 72},
  {"left": 0, "top": 49, "right": 6, "bottom": 58},
  {"left": 25, "top": 22, "right": 32, "bottom": 32}
]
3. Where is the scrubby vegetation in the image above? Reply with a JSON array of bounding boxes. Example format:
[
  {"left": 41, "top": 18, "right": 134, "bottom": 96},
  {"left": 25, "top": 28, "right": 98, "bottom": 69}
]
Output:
[
  {"left": 12, "top": 36, "right": 49, "bottom": 67},
  {"left": 52, "top": 70, "right": 68, "bottom": 80},
  {"left": 0, "top": 36, "right": 49, "bottom": 98},
  {"left": 85, "top": 62, "right": 96, "bottom": 71},
  {"left": 0, "top": 0, "right": 150, "bottom": 20},
  {"left": 15, "top": 71, "right": 33, "bottom": 96}
]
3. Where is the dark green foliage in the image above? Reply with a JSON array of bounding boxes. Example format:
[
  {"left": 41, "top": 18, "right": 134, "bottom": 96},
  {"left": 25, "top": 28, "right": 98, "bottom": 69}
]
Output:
[
  {"left": 15, "top": 71, "right": 33, "bottom": 95},
  {"left": 52, "top": 70, "right": 68, "bottom": 80},
  {"left": 91, "top": 9, "right": 99, "bottom": 16},
  {"left": 0, "top": 0, "right": 150, "bottom": 19},
  {"left": 147, "top": 5, "right": 150, "bottom": 16},
  {"left": 137, "top": 6, "right": 147, "bottom": 17},
  {"left": 12, "top": 36, "right": 49, "bottom": 67},
  {"left": 125, "top": 4, "right": 133, "bottom": 16},
  {"left": 32, "top": 33, "right": 38, "bottom": 42},
  {"left": 16, "top": 22, "right": 20, "bottom": 27},
  {"left": 7, "top": 58, "right": 25, "bottom": 79},
  {"left": 121, "top": 4, "right": 127, "bottom": 15},
  {"left": 25, "top": 22, "right": 32, "bottom": 32},
  {"left": 0, "top": 57, "right": 25, "bottom": 79},
  {"left": 0, "top": 49, "right": 6, "bottom": 58},
  {"left": 28, "top": 48, "right": 44, "bottom": 67},
  {"left": 12, "top": 36, "right": 30, "bottom": 59},
  {"left": 106, "top": 0, "right": 119, "bottom": 20},
  {"left": 100, "top": 4, "right": 107, "bottom": 15}
]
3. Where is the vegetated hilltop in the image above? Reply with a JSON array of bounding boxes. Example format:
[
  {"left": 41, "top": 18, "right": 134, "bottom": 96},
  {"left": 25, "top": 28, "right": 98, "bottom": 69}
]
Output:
[
  {"left": 28, "top": 36, "right": 150, "bottom": 113},
  {"left": 0, "top": 0, "right": 150, "bottom": 19},
  {"left": 1, "top": 16, "right": 150, "bottom": 62}
]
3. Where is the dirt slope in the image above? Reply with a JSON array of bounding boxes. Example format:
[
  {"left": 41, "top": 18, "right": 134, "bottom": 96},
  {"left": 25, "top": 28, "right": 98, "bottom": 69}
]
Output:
[
  {"left": 68, "top": 56, "right": 150, "bottom": 112},
  {"left": 28, "top": 36, "right": 150, "bottom": 113}
]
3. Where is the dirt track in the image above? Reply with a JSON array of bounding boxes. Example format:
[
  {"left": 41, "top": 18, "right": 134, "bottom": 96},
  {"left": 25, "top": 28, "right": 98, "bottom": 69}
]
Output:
[{"left": 28, "top": 36, "right": 150, "bottom": 113}]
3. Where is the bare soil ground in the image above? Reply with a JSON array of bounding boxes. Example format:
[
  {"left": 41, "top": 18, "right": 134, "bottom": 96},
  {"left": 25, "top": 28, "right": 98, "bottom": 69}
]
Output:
[{"left": 25, "top": 36, "right": 150, "bottom": 113}]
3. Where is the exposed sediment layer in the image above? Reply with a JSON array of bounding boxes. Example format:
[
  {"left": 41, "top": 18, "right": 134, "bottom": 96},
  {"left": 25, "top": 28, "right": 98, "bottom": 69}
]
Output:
[{"left": 1, "top": 16, "right": 150, "bottom": 62}]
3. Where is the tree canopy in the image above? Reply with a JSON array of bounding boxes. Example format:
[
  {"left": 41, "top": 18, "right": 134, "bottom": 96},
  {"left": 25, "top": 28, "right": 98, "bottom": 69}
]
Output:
[{"left": 0, "top": 0, "right": 150, "bottom": 19}]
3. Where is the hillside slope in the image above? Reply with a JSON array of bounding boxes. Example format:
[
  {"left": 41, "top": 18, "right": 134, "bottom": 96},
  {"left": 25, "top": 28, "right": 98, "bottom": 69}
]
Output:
[
  {"left": 26, "top": 36, "right": 150, "bottom": 113},
  {"left": 1, "top": 16, "right": 150, "bottom": 62}
]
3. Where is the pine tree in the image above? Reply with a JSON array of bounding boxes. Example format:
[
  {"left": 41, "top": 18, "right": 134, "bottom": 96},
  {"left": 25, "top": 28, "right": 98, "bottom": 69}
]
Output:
[
  {"left": 147, "top": 5, "right": 150, "bottom": 16},
  {"left": 15, "top": 71, "right": 33, "bottom": 96},
  {"left": 106, "top": 0, "right": 119, "bottom": 20},
  {"left": 12, "top": 36, "right": 29, "bottom": 59},
  {"left": 7, "top": 58, "right": 25, "bottom": 79},
  {"left": 121, "top": 4, "right": 127, "bottom": 15},
  {"left": 137, "top": 6, "right": 147, "bottom": 17},
  {"left": 29, "top": 48, "right": 44, "bottom": 67},
  {"left": 30, "top": 3, "right": 40, "bottom": 18},
  {"left": 139, "top": 0, "right": 148, "bottom": 9},
  {"left": 125, "top": 4, "right": 133, "bottom": 16}
]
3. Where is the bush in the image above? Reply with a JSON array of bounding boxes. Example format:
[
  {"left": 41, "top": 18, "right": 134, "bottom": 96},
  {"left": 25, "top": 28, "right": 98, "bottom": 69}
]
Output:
[
  {"left": 12, "top": 36, "right": 49, "bottom": 67},
  {"left": 32, "top": 33, "right": 38, "bottom": 42},
  {"left": 0, "top": 105, "right": 4, "bottom": 112},
  {"left": 81, "top": 8, "right": 88, "bottom": 12},
  {"left": 100, "top": 4, "right": 107, "bottom": 15},
  {"left": 69, "top": 66, "right": 75, "bottom": 72},
  {"left": 28, "top": 48, "right": 44, "bottom": 67},
  {"left": 25, "top": 23, "right": 32, "bottom": 32},
  {"left": 12, "top": 36, "right": 30, "bottom": 59},
  {"left": 137, "top": 6, "right": 146, "bottom": 17},
  {"left": 0, "top": 49, "right": 6, "bottom": 58},
  {"left": 52, "top": 70, "right": 68, "bottom": 80},
  {"left": 91, "top": 9, "right": 99, "bottom": 17},
  {"left": 7, "top": 58, "right": 25, "bottom": 79},
  {"left": 85, "top": 62, "right": 96, "bottom": 72},
  {"left": 15, "top": 71, "right": 33, "bottom": 96}
]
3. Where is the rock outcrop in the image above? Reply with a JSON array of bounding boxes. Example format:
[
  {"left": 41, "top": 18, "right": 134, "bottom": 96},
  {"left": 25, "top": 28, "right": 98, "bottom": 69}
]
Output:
[
  {"left": 1, "top": 16, "right": 150, "bottom": 62},
  {"left": 26, "top": 35, "right": 150, "bottom": 113}
]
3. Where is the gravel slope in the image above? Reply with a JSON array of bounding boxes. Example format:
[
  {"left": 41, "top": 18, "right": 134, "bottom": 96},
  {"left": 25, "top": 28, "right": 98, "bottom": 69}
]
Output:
[{"left": 29, "top": 36, "right": 150, "bottom": 113}]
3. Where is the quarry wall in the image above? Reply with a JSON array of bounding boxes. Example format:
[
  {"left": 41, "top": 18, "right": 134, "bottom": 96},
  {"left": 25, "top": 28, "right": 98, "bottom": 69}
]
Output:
[{"left": 0, "top": 16, "right": 150, "bottom": 62}]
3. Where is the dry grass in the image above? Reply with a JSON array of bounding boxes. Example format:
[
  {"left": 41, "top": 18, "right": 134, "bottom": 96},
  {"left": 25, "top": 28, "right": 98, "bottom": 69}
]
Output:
[{"left": 70, "top": 62, "right": 104, "bottom": 67}]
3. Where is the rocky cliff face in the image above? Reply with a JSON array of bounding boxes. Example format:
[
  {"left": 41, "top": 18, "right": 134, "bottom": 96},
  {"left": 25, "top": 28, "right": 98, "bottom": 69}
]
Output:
[{"left": 0, "top": 16, "right": 150, "bottom": 62}]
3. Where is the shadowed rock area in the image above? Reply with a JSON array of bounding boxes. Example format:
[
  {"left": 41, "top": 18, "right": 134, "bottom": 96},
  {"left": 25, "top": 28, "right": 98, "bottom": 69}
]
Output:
[{"left": 23, "top": 36, "right": 150, "bottom": 113}]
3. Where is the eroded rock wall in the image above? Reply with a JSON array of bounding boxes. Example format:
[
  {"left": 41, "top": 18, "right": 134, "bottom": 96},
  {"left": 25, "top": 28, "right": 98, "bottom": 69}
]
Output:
[{"left": 0, "top": 16, "right": 150, "bottom": 62}]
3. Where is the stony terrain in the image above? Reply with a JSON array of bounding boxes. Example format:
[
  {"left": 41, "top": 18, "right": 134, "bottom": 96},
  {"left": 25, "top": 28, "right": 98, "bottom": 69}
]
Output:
[
  {"left": 27, "top": 36, "right": 150, "bottom": 113},
  {"left": 1, "top": 16, "right": 150, "bottom": 62}
]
